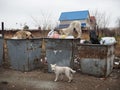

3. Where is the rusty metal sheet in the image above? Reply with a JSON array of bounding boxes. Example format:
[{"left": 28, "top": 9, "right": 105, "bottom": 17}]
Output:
[
  {"left": 6, "top": 38, "right": 42, "bottom": 71},
  {"left": 78, "top": 44, "right": 108, "bottom": 59},
  {"left": 0, "top": 38, "right": 3, "bottom": 66},
  {"left": 78, "top": 44, "right": 115, "bottom": 77},
  {"left": 45, "top": 38, "right": 80, "bottom": 72}
]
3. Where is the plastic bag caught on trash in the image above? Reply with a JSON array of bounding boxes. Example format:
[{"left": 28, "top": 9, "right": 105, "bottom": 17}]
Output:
[{"left": 100, "top": 37, "right": 117, "bottom": 45}]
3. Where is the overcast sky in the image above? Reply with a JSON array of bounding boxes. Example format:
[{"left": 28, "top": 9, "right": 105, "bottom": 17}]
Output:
[{"left": 0, "top": 0, "right": 120, "bottom": 29}]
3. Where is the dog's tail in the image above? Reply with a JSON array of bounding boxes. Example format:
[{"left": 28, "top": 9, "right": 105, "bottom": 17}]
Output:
[{"left": 70, "top": 69, "right": 76, "bottom": 74}]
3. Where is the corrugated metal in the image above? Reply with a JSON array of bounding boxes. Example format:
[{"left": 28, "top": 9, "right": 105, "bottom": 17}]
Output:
[
  {"left": 6, "top": 38, "right": 42, "bottom": 71},
  {"left": 78, "top": 44, "right": 115, "bottom": 77},
  {"left": 45, "top": 38, "right": 80, "bottom": 72},
  {"left": 0, "top": 38, "right": 3, "bottom": 66},
  {"left": 59, "top": 10, "right": 89, "bottom": 21}
]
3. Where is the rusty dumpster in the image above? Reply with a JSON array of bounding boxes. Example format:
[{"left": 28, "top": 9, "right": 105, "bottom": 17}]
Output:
[
  {"left": 45, "top": 38, "right": 80, "bottom": 72},
  {"left": 6, "top": 38, "right": 42, "bottom": 71},
  {"left": 78, "top": 44, "right": 115, "bottom": 77},
  {"left": 0, "top": 37, "right": 3, "bottom": 66}
]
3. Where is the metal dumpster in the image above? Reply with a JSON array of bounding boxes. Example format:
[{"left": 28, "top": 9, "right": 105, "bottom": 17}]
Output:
[
  {"left": 6, "top": 38, "right": 42, "bottom": 71},
  {"left": 45, "top": 38, "right": 80, "bottom": 72},
  {"left": 78, "top": 44, "right": 115, "bottom": 77},
  {"left": 0, "top": 37, "right": 3, "bottom": 66}
]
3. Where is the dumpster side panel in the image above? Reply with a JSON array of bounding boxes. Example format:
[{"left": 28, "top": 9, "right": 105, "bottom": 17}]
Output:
[
  {"left": 79, "top": 44, "right": 114, "bottom": 77},
  {"left": 106, "top": 45, "right": 115, "bottom": 76},
  {"left": 0, "top": 38, "right": 3, "bottom": 66},
  {"left": 45, "top": 39, "right": 73, "bottom": 72},
  {"left": 7, "top": 40, "right": 27, "bottom": 71},
  {"left": 26, "top": 39, "right": 42, "bottom": 71},
  {"left": 6, "top": 39, "right": 42, "bottom": 71}
]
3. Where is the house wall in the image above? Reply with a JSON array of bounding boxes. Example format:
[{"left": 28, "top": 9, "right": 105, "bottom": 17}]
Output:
[{"left": 59, "top": 19, "right": 91, "bottom": 30}]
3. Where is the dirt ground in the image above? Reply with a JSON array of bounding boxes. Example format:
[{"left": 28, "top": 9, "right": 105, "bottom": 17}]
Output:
[{"left": 0, "top": 67, "right": 120, "bottom": 90}]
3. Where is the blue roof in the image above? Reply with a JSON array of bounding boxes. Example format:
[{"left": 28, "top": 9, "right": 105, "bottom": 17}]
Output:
[{"left": 59, "top": 10, "right": 89, "bottom": 21}]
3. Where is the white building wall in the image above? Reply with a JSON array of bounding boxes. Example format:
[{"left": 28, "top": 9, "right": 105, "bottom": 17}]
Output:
[{"left": 60, "top": 19, "right": 91, "bottom": 29}]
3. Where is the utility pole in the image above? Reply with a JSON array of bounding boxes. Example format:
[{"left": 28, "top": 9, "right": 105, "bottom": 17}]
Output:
[{"left": 1, "top": 22, "right": 4, "bottom": 38}]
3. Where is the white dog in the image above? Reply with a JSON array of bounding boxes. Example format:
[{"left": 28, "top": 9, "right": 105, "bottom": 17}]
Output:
[{"left": 50, "top": 64, "right": 76, "bottom": 82}]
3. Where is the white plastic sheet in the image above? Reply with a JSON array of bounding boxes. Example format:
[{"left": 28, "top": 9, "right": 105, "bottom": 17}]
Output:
[{"left": 100, "top": 37, "right": 117, "bottom": 45}]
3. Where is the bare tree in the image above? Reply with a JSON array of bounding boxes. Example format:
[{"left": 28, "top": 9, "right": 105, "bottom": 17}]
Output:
[
  {"left": 115, "top": 17, "right": 120, "bottom": 36},
  {"left": 102, "top": 12, "right": 110, "bottom": 28},
  {"left": 91, "top": 9, "right": 110, "bottom": 29},
  {"left": 31, "top": 10, "right": 58, "bottom": 30},
  {"left": 116, "top": 17, "right": 120, "bottom": 29}
]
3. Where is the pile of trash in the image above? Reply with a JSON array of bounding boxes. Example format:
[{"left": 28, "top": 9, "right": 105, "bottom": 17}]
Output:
[
  {"left": 47, "top": 29, "right": 117, "bottom": 45},
  {"left": 47, "top": 30, "right": 74, "bottom": 39}
]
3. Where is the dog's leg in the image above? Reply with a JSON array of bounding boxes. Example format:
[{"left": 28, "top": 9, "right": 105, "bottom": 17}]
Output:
[
  {"left": 68, "top": 76, "right": 72, "bottom": 83},
  {"left": 68, "top": 74, "right": 73, "bottom": 83},
  {"left": 70, "top": 73, "right": 73, "bottom": 82},
  {"left": 66, "top": 71, "right": 72, "bottom": 83},
  {"left": 68, "top": 71, "right": 74, "bottom": 82},
  {"left": 54, "top": 73, "right": 59, "bottom": 82},
  {"left": 60, "top": 74, "right": 63, "bottom": 81},
  {"left": 68, "top": 78, "right": 72, "bottom": 82}
]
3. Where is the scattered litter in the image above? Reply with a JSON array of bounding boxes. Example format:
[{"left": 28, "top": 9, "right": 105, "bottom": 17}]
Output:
[
  {"left": 114, "top": 56, "right": 120, "bottom": 68},
  {"left": 12, "top": 85, "right": 15, "bottom": 87},
  {"left": 0, "top": 34, "right": 2, "bottom": 37},
  {"left": 47, "top": 30, "right": 75, "bottom": 39},
  {"left": 99, "top": 78, "right": 106, "bottom": 80},
  {"left": 114, "top": 62, "right": 119, "bottom": 65},
  {"left": 24, "top": 72, "right": 27, "bottom": 74}
]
